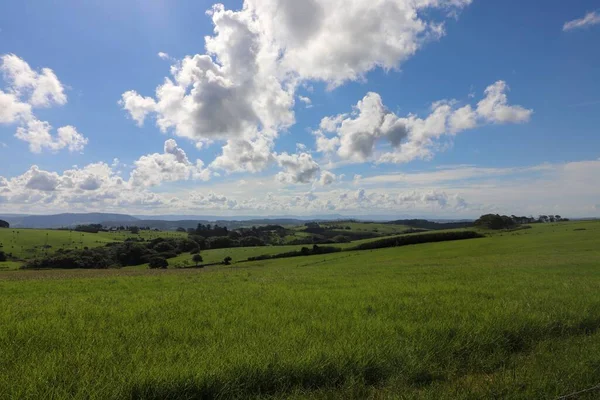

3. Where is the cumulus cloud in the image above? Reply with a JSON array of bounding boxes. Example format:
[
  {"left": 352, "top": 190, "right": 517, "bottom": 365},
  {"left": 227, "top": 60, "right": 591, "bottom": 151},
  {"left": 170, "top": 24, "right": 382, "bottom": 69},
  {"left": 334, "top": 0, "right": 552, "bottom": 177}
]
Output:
[
  {"left": 0, "top": 54, "right": 88, "bottom": 153},
  {"left": 248, "top": 0, "right": 472, "bottom": 86},
  {"left": 315, "top": 81, "right": 532, "bottom": 164},
  {"left": 15, "top": 120, "right": 88, "bottom": 153},
  {"left": 121, "top": 4, "right": 295, "bottom": 149},
  {"left": 0, "top": 90, "right": 32, "bottom": 124},
  {"left": 0, "top": 54, "right": 67, "bottom": 107},
  {"left": 119, "top": 90, "right": 156, "bottom": 126},
  {"left": 319, "top": 170, "right": 337, "bottom": 186},
  {"left": 563, "top": 11, "right": 600, "bottom": 31},
  {"left": 210, "top": 137, "right": 275, "bottom": 173},
  {"left": 121, "top": 0, "right": 473, "bottom": 172},
  {"left": 275, "top": 152, "right": 321, "bottom": 184},
  {"left": 130, "top": 139, "right": 209, "bottom": 187}
]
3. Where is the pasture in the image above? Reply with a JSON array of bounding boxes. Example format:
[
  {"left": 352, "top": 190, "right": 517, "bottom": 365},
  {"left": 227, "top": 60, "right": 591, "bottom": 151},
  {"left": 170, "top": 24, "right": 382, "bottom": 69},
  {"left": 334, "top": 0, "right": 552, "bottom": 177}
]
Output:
[{"left": 0, "top": 221, "right": 599, "bottom": 399}]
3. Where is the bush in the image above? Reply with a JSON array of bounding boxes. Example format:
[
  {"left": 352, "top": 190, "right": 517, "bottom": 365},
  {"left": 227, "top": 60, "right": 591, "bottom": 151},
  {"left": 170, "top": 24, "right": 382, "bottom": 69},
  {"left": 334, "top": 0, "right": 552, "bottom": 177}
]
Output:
[
  {"left": 0, "top": 251, "right": 7, "bottom": 262},
  {"left": 148, "top": 257, "right": 168, "bottom": 269},
  {"left": 223, "top": 256, "right": 232, "bottom": 265}
]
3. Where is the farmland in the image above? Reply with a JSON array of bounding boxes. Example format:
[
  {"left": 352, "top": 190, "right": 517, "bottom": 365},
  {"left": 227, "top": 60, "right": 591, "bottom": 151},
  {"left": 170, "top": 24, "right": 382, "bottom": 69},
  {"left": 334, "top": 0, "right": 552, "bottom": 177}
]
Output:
[{"left": 1, "top": 221, "right": 599, "bottom": 398}]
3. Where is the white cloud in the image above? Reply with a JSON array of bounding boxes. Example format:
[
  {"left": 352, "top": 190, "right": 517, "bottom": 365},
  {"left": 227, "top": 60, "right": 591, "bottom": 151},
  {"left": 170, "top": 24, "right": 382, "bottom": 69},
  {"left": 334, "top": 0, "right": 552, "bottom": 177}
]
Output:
[
  {"left": 2, "top": 158, "right": 600, "bottom": 217},
  {"left": 122, "top": 4, "right": 295, "bottom": 149},
  {"left": 319, "top": 170, "right": 337, "bottom": 186},
  {"left": 563, "top": 11, "right": 600, "bottom": 31},
  {"left": 210, "top": 137, "right": 275, "bottom": 173},
  {"left": 121, "top": 0, "right": 474, "bottom": 172},
  {"left": 0, "top": 90, "right": 32, "bottom": 124},
  {"left": 476, "top": 81, "right": 532, "bottom": 124},
  {"left": 15, "top": 120, "right": 88, "bottom": 153},
  {"left": 0, "top": 54, "right": 67, "bottom": 107},
  {"left": 248, "top": 0, "right": 472, "bottom": 86},
  {"left": 275, "top": 152, "right": 321, "bottom": 184},
  {"left": 0, "top": 54, "right": 88, "bottom": 154},
  {"left": 119, "top": 90, "right": 156, "bottom": 126},
  {"left": 130, "top": 139, "right": 209, "bottom": 187},
  {"left": 158, "top": 52, "right": 171, "bottom": 60},
  {"left": 298, "top": 95, "right": 312, "bottom": 108},
  {"left": 315, "top": 81, "right": 532, "bottom": 164},
  {"left": 24, "top": 166, "right": 61, "bottom": 191}
]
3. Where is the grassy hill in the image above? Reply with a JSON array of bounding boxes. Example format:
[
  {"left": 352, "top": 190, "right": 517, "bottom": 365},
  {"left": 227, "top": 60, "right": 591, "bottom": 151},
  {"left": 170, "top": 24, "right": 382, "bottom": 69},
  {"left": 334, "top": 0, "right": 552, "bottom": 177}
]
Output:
[{"left": 0, "top": 221, "right": 599, "bottom": 398}]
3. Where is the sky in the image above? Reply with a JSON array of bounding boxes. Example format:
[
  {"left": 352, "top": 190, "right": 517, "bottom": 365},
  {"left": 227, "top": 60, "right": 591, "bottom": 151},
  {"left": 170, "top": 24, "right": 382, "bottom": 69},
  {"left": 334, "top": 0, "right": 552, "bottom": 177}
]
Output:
[{"left": 0, "top": 0, "right": 599, "bottom": 218}]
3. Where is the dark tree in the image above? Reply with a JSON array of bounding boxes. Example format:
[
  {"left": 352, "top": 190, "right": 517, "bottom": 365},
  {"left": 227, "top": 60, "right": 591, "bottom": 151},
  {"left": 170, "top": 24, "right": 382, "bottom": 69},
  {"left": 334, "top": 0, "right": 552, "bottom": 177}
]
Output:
[
  {"left": 192, "top": 254, "right": 203, "bottom": 267},
  {"left": 130, "top": 226, "right": 140, "bottom": 234},
  {"left": 223, "top": 256, "right": 232, "bottom": 265},
  {"left": 0, "top": 220, "right": 8, "bottom": 228},
  {"left": 474, "top": 214, "right": 517, "bottom": 230},
  {"left": 148, "top": 257, "right": 168, "bottom": 269}
]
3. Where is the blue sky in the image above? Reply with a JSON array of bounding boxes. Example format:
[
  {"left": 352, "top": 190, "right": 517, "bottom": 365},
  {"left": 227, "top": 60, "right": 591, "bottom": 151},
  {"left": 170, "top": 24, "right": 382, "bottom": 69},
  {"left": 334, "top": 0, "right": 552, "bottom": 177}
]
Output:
[{"left": 1, "top": 0, "right": 599, "bottom": 217}]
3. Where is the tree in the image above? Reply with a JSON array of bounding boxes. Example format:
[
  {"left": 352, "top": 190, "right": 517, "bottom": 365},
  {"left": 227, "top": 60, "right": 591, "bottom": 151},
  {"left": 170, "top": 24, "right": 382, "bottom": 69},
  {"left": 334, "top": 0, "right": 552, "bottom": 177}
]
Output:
[
  {"left": 192, "top": 254, "right": 203, "bottom": 267},
  {"left": 223, "top": 256, "right": 232, "bottom": 265},
  {"left": 176, "top": 227, "right": 186, "bottom": 232},
  {"left": 148, "top": 257, "right": 168, "bottom": 269},
  {"left": 130, "top": 226, "right": 140, "bottom": 234},
  {"left": 0, "top": 251, "right": 6, "bottom": 262},
  {"left": 474, "top": 214, "right": 516, "bottom": 230},
  {"left": 0, "top": 220, "right": 8, "bottom": 228}
]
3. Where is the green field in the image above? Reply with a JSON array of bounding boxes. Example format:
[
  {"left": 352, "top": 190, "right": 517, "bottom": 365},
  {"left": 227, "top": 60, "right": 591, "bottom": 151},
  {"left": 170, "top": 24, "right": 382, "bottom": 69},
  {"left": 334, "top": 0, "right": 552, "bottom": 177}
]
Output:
[
  {"left": 167, "top": 235, "right": 389, "bottom": 267},
  {"left": 1, "top": 221, "right": 599, "bottom": 399}
]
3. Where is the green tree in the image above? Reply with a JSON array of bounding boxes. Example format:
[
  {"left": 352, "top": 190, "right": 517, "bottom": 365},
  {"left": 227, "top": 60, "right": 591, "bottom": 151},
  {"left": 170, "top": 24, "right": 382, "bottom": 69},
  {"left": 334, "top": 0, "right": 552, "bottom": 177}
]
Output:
[{"left": 223, "top": 256, "right": 232, "bottom": 265}]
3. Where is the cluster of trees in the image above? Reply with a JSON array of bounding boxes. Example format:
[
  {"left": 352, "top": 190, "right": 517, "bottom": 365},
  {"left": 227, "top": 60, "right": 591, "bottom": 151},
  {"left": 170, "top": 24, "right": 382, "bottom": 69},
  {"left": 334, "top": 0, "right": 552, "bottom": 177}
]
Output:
[
  {"left": 0, "top": 220, "right": 9, "bottom": 228},
  {"left": 24, "top": 237, "right": 199, "bottom": 269},
  {"left": 386, "top": 219, "right": 473, "bottom": 230},
  {"left": 247, "top": 231, "right": 483, "bottom": 262},
  {"left": 475, "top": 214, "right": 569, "bottom": 230},
  {"left": 193, "top": 224, "right": 229, "bottom": 237},
  {"left": 349, "top": 231, "right": 484, "bottom": 251},
  {"left": 247, "top": 245, "right": 342, "bottom": 261}
]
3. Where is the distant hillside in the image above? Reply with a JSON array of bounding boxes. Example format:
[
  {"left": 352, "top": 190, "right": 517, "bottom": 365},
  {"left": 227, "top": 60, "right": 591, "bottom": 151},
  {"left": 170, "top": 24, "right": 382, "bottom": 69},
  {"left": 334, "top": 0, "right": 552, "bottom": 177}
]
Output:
[
  {"left": 8, "top": 213, "right": 139, "bottom": 229},
  {"left": 102, "top": 218, "right": 312, "bottom": 231},
  {"left": 386, "top": 219, "right": 473, "bottom": 230}
]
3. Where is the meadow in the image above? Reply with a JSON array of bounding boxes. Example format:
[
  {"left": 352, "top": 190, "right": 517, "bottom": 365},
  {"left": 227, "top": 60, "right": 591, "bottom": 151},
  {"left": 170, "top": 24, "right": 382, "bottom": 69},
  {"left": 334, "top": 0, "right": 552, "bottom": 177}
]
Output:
[{"left": 0, "top": 221, "right": 599, "bottom": 399}]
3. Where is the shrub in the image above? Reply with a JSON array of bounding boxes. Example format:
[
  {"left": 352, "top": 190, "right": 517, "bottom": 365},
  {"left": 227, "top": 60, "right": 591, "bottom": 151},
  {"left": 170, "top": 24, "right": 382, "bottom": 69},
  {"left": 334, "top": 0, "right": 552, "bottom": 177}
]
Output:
[
  {"left": 0, "top": 251, "right": 6, "bottom": 262},
  {"left": 223, "top": 256, "right": 232, "bottom": 265}
]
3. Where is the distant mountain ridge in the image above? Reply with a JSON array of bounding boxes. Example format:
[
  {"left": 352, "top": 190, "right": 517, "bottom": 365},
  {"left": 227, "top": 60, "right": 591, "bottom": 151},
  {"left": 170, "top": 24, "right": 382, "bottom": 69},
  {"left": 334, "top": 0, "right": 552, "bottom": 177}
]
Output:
[
  {"left": 3, "top": 213, "right": 139, "bottom": 229},
  {"left": 0, "top": 212, "right": 476, "bottom": 230}
]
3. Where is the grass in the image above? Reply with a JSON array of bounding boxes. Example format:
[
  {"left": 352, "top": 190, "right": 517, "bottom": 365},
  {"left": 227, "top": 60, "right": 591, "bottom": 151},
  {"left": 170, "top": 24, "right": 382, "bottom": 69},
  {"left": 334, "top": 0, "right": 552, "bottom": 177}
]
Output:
[{"left": 0, "top": 221, "right": 599, "bottom": 399}]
